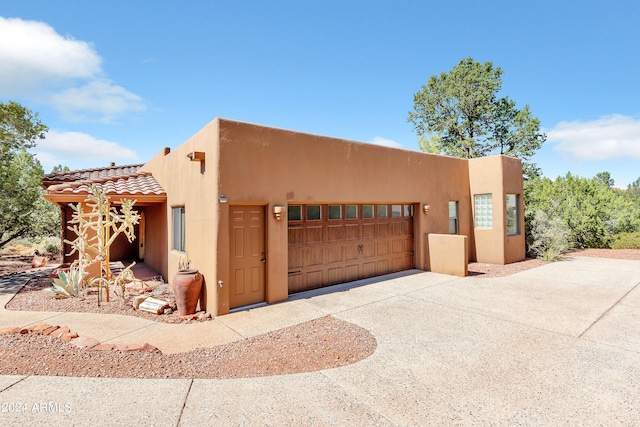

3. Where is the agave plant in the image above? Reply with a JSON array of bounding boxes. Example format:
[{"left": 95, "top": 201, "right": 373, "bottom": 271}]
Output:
[{"left": 46, "top": 263, "right": 86, "bottom": 298}]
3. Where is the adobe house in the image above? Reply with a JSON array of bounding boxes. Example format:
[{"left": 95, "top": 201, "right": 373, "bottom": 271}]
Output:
[{"left": 43, "top": 118, "right": 525, "bottom": 316}]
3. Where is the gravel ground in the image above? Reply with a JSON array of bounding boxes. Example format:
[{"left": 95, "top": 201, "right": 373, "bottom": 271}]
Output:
[
  {"left": 0, "top": 316, "right": 376, "bottom": 379},
  {"left": 2, "top": 249, "right": 638, "bottom": 379},
  {"left": 5, "top": 275, "right": 206, "bottom": 324}
]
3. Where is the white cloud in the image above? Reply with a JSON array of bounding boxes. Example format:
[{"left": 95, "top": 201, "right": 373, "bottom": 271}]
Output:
[
  {"left": 0, "top": 17, "right": 146, "bottom": 122},
  {"left": 0, "top": 17, "right": 101, "bottom": 93},
  {"left": 34, "top": 130, "right": 138, "bottom": 170},
  {"left": 549, "top": 115, "right": 640, "bottom": 161},
  {"left": 368, "top": 136, "right": 404, "bottom": 149},
  {"left": 48, "top": 79, "right": 146, "bottom": 122}
]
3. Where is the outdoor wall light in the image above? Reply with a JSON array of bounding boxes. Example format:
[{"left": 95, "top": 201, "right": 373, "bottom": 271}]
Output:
[
  {"left": 219, "top": 195, "right": 228, "bottom": 203},
  {"left": 422, "top": 204, "right": 431, "bottom": 214},
  {"left": 187, "top": 151, "right": 205, "bottom": 162},
  {"left": 273, "top": 205, "right": 285, "bottom": 220}
]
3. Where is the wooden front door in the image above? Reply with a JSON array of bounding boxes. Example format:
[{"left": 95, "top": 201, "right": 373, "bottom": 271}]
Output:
[{"left": 229, "top": 206, "right": 266, "bottom": 308}]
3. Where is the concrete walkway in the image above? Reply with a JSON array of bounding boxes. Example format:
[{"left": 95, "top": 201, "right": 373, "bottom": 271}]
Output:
[{"left": 1, "top": 256, "right": 640, "bottom": 426}]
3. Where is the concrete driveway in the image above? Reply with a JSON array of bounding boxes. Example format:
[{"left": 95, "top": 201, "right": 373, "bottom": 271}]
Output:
[{"left": 1, "top": 256, "right": 640, "bottom": 426}]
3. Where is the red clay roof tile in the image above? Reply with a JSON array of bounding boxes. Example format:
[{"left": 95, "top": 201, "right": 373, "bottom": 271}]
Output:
[
  {"left": 43, "top": 164, "right": 165, "bottom": 199},
  {"left": 43, "top": 164, "right": 145, "bottom": 186}
]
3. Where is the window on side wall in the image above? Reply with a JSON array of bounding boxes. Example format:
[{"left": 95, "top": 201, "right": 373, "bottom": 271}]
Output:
[
  {"left": 448, "top": 201, "right": 458, "bottom": 234},
  {"left": 506, "top": 194, "right": 520, "bottom": 235},
  {"left": 474, "top": 194, "right": 492, "bottom": 229},
  {"left": 172, "top": 207, "right": 186, "bottom": 252}
]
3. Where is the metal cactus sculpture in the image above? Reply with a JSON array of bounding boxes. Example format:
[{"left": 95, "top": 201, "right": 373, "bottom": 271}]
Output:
[{"left": 64, "top": 184, "right": 140, "bottom": 304}]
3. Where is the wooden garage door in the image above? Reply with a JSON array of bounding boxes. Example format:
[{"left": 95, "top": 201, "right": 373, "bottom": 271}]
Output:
[{"left": 288, "top": 204, "right": 414, "bottom": 293}]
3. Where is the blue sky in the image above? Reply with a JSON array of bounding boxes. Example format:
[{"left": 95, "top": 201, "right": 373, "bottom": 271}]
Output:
[{"left": 1, "top": 1, "right": 639, "bottom": 187}]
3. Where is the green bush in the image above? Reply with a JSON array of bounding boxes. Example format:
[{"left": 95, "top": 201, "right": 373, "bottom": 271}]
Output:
[
  {"left": 610, "top": 232, "right": 640, "bottom": 249},
  {"left": 42, "top": 236, "right": 62, "bottom": 255}
]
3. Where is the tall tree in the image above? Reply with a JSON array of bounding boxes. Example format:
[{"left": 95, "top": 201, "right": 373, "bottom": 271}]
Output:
[
  {"left": 628, "top": 177, "right": 640, "bottom": 199},
  {"left": 408, "top": 57, "right": 546, "bottom": 177},
  {"left": 595, "top": 171, "right": 615, "bottom": 188},
  {"left": 0, "top": 101, "right": 58, "bottom": 248}
]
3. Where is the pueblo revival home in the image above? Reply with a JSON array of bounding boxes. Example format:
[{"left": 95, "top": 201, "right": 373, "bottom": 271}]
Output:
[{"left": 43, "top": 118, "right": 525, "bottom": 316}]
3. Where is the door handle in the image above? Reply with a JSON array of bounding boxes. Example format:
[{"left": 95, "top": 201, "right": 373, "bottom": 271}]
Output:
[{"left": 261, "top": 258, "right": 266, "bottom": 263}]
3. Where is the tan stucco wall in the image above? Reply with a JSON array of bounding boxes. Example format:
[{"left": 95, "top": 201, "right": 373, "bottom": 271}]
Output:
[
  {"left": 140, "top": 119, "right": 221, "bottom": 313},
  {"left": 501, "top": 156, "right": 526, "bottom": 264},
  {"left": 215, "top": 119, "right": 473, "bottom": 314},
  {"left": 141, "top": 118, "right": 525, "bottom": 315},
  {"left": 428, "top": 234, "right": 468, "bottom": 276},
  {"left": 468, "top": 155, "right": 526, "bottom": 264}
]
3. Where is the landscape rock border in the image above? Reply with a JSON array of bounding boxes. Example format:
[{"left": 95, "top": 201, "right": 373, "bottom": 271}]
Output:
[{"left": 0, "top": 322, "right": 159, "bottom": 353}]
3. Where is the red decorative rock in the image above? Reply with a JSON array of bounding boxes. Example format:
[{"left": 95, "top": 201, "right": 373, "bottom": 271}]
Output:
[
  {"left": 29, "top": 322, "right": 51, "bottom": 333},
  {"left": 60, "top": 332, "right": 79, "bottom": 342},
  {"left": 50, "top": 326, "right": 70, "bottom": 338},
  {"left": 40, "top": 325, "right": 60, "bottom": 336},
  {"left": 92, "top": 343, "right": 117, "bottom": 351},
  {"left": 70, "top": 336, "right": 100, "bottom": 349},
  {"left": 122, "top": 343, "right": 159, "bottom": 352},
  {"left": 0, "top": 327, "right": 20, "bottom": 335}
]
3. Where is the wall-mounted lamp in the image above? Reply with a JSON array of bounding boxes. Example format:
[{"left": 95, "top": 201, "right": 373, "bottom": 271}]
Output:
[
  {"left": 187, "top": 151, "right": 205, "bottom": 162},
  {"left": 219, "top": 195, "right": 228, "bottom": 203},
  {"left": 273, "top": 205, "right": 285, "bottom": 220},
  {"left": 422, "top": 204, "right": 431, "bottom": 214}
]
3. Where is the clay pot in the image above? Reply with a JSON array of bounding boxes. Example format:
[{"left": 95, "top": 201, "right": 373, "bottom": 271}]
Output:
[{"left": 172, "top": 269, "right": 203, "bottom": 316}]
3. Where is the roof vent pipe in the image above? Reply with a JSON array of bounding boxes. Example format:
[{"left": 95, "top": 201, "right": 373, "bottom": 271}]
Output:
[{"left": 110, "top": 162, "right": 115, "bottom": 167}]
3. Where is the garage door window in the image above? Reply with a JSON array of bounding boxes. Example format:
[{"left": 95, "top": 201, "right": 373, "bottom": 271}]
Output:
[
  {"left": 404, "top": 205, "right": 413, "bottom": 217},
  {"left": 392, "top": 205, "right": 402, "bottom": 217},
  {"left": 345, "top": 205, "right": 358, "bottom": 219},
  {"left": 377, "top": 205, "right": 388, "bottom": 218},
  {"left": 363, "top": 205, "right": 374, "bottom": 218},
  {"left": 307, "top": 205, "right": 322, "bottom": 220},
  {"left": 328, "top": 205, "right": 342, "bottom": 219},
  {"left": 288, "top": 205, "right": 302, "bottom": 221}
]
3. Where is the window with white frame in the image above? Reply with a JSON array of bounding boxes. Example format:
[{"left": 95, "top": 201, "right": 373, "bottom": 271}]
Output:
[
  {"left": 328, "top": 205, "right": 342, "bottom": 219},
  {"left": 474, "top": 194, "right": 493, "bottom": 229},
  {"left": 307, "top": 205, "right": 322, "bottom": 220},
  {"left": 172, "top": 207, "right": 185, "bottom": 252},
  {"left": 449, "top": 201, "right": 458, "bottom": 234},
  {"left": 506, "top": 194, "right": 520, "bottom": 235}
]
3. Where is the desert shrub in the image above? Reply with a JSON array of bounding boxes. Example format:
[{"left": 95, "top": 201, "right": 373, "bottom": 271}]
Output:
[
  {"left": 0, "top": 239, "right": 36, "bottom": 255},
  {"left": 609, "top": 232, "right": 640, "bottom": 249},
  {"left": 41, "top": 236, "right": 61, "bottom": 254},
  {"left": 528, "top": 208, "right": 570, "bottom": 261}
]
